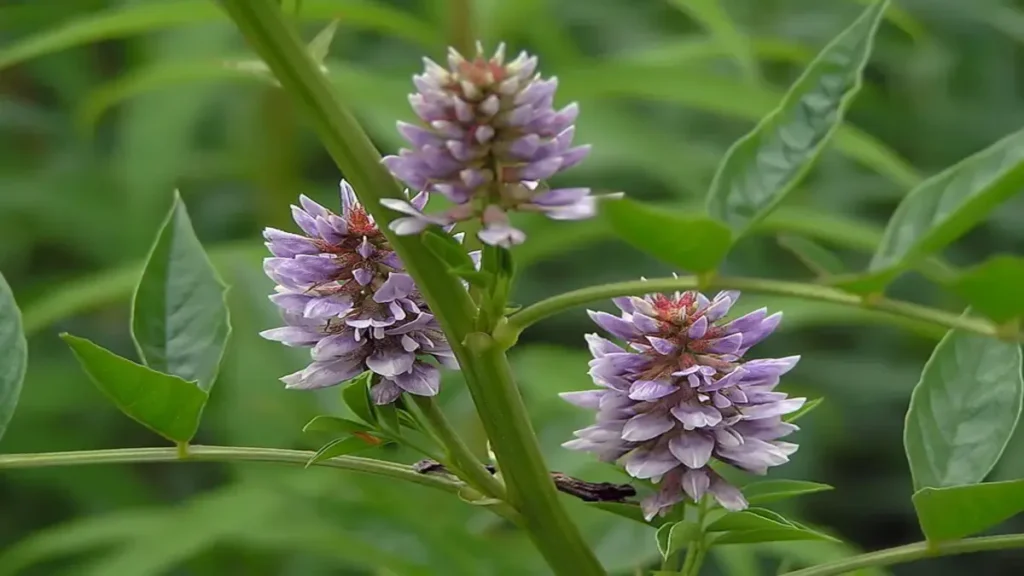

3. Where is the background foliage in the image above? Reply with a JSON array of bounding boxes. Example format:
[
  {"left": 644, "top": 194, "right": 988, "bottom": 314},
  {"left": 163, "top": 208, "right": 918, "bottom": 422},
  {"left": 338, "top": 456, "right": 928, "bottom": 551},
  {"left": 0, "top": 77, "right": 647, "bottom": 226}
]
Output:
[{"left": 1, "top": 0, "right": 1023, "bottom": 574}]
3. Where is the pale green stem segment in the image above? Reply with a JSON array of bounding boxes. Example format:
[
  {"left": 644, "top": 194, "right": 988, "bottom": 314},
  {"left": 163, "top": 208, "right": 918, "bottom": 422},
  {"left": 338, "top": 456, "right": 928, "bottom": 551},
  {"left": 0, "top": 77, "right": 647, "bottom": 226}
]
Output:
[
  {"left": 498, "top": 276, "right": 1010, "bottom": 346},
  {"left": 464, "top": 332, "right": 607, "bottom": 576},
  {"left": 781, "top": 534, "right": 1024, "bottom": 576},
  {"left": 217, "top": 2, "right": 603, "bottom": 573},
  {"left": 0, "top": 445, "right": 457, "bottom": 491},
  {"left": 412, "top": 396, "right": 506, "bottom": 500}
]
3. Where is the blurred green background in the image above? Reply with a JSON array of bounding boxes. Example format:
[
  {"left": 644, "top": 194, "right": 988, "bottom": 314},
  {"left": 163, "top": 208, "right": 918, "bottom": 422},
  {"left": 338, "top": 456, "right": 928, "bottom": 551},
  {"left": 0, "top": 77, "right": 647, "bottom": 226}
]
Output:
[{"left": 2, "top": 0, "right": 1024, "bottom": 574}]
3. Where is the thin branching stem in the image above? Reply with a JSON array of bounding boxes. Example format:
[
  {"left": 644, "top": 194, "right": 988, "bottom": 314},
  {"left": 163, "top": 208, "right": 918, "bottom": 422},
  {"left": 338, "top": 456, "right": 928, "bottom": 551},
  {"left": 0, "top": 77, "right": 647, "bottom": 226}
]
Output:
[{"left": 499, "top": 276, "right": 1010, "bottom": 346}]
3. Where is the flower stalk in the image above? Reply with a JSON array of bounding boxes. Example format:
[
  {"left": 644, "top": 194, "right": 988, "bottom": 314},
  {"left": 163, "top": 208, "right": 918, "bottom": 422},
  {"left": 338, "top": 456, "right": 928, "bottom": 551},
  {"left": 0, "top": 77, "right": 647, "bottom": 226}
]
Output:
[
  {"left": 498, "top": 276, "right": 1012, "bottom": 347},
  {"left": 218, "top": 2, "right": 604, "bottom": 573}
]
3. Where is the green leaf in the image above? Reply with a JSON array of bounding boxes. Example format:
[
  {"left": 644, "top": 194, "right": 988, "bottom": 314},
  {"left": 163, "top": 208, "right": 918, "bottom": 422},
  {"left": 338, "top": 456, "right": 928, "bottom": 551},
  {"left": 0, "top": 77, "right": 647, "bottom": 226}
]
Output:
[
  {"left": 850, "top": 126, "right": 1024, "bottom": 293},
  {"left": 302, "top": 415, "right": 372, "bottom": 435},
  {"left": 785, "top": 397, "right": 823, "bottom": 422},
  {"left": 777, "top": 235, "right": 846, "bottom": 277},
  {"left": 602, "top": 198, "right": 733, "bottom": 273},
  {"left": 949, "top": 256, "right": 1024, "bottom": 323},
  {"left": 713, "top": 528, "right": 837, "bottom": 545},
  {"left": 667, "top": 0, "right": 758, "bottom": 82},
  {"left": 422, "top": 229, "right": 476, "bottom": 272},
  {"left": 664, "top": 521, "right": 700, "bottom": 560},
  {"left": 707, "top": 508, "right": 794, "bottom": 532},
  {"left": 912, "top": 480, "right": 1024, "bottom": 542},
  {"left": 60, "top": 334, "right": 208, "bottom": 443},
  {"left": 0, "top": 271, "right": 27, "bottom": 443},
  {"left": 742, "top": 480, "right": 834, "bottom": 505},
  {"left": 655, "top": 523, "right": 674, "bottom": 559},
  {"left": 374, "top": 401, "right": 402, "bottom": 436},
  {"left": 131, "top": 191, "right": 230, "bottom": 392},
  {"left": 342, "top": 372, "right": 377, "bottom": 425},
  {"left": 452, "top": 267, "right": 494, "bottom": 289},
  {"left": 307, "top": 20, "right": 339, "bottom": 63},
  {"left": 904, "top": 317, "right": 1024, "bottom": 490},
  {"left": 0, "top": 0, "right": 440, "bottom": 72},
  {"left": 705, "top": 0, "right": 887, "bottom": 232},
  {"left": 305, "top": 436, "right": 375, "bottom": 467}
]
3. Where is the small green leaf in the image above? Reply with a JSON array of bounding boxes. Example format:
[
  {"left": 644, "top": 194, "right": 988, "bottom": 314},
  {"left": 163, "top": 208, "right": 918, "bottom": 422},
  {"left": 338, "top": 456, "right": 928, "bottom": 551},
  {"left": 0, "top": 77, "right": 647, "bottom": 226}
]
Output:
[
  {"left": 663, "top": 521, "right": 700, "bottom": 559},
  {"left": 422, "top": 229, "right": 476, "bottom": 271},
  {"left": 374, "top": 401, "right": 402, "bottom": 436},
  {"left": 452, "top": 267, "right": 494, "bottom": 289},
  {"left": 912, "top": 480, "right": 1024, "bottom": 542},
  {"left": 61, "top": 334, "right": 208, "bottom": 443},
  {"left": 707, "top": 508, "right": 793, "bottom": 532},
  {"left": 949, "top": 256, "right": 1024, "bottom": 323},
  {"left": 706, "top": 0, "right": 888, "bottom": 232},
  {"left": 0, "top": 271, "right": 27, "bottom": 442},
  {"left": 742, "top": 480, "right": 834, "bottom": 505},
  {"left": 602, "top": 198, "right": 733, "bottom": 273},
  {"left": 655, "top": 523, "right": 674, "bottom": 559},
  {"left": 854, "top": 127, "right": 1024, "bottom": 293},
  {"left": 785, "top": 397, "right": 823, "bottom": 422},
  {"left": 305, "top": 436, "right": 375, "bottom": 467},
  {"left": 302, "top": 415, "right": 372, "bottom": 435},
  {"left": 131, "top": 192, "right": 229, "bottom": 392},
  {"left": 341, "top": 372, "right": 377, "bottom": 425},
  {"left": 589, "top": 501, "right": 669, "bottom": 527},
  {"left": 307, "top": 20, "right": 339, "bottom": 63},
  {"left": 904, "top": 316, "right": 1024, "bottom": 489},
  {"left": 777, "top": 235, "right": 846, "bottom": 277}
]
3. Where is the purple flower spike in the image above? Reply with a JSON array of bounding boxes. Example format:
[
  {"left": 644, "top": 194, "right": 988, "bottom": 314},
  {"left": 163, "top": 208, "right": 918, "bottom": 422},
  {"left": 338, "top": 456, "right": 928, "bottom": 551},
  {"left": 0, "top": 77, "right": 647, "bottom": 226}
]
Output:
[
  {"left": 260, "top": 180, "right": 464, "bottom": 404},
  {"left": 381, "top": 42, "right": 619, "bottom": 246},
  {"left": 563, "top": 287, "right": 805, "bottom": 521}
]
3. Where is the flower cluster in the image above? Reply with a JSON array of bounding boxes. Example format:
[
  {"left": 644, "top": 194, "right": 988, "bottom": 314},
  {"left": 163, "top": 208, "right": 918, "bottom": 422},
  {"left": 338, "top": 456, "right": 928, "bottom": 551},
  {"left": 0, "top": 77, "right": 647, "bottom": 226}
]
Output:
[
  {"left": 260, "top": 181, "right": 458, "bottom": 404},
  {"left": 561, "top": 289, "right": 805, "bottom": 520},
  {"left": 380, "top": 43, "right": 603, "bottom": 247}
]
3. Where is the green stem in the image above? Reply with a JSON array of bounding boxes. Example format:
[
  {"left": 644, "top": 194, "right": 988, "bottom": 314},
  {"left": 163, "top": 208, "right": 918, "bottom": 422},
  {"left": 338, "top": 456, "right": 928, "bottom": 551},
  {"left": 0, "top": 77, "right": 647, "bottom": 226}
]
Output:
[
  {"left": 448, "top": 0, "right": 476, "bottom": 56},
  {"left": 412, "top": 396, "right": 506, "bottom": 500},
  {"left": 463, "top": 332, "right": 606, "bottom": 576},
  {"left": 781, "top": 534, "right": 1024, "bottom": 576},
  {"left": 498, "top": 276, "right": 1010, "bottom": 346},
  {"left": 0, "top": 445, "right": 458, "bottom": 493}
]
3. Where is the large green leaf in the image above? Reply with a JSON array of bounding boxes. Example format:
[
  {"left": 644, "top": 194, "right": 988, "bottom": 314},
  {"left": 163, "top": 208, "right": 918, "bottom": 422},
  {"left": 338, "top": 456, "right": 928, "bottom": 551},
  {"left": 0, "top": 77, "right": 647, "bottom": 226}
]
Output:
[
  {"left": 61, "top": 334, "right": 208, "bottom": 443},
  {"left": 708, "top": 508, "right": 838, "bottom": 545},
  {"left": 131, "top": 192, "right": 229, "bottom": 392},
  {"left": 0, "top": 0, "right": 439, "bottom": 71},
  {"left": 949, "top": 256, "right": 1024, "bottom": 323},
  {"left": 904, "top": 318, "right": 1024, "bottom": 489},
  {"left": 912, "top": 480, "right": 1024, "bottom": 542},
  {"left": 0, "top": 271, "right": 27, "bottom": 443},
  {"left": 602, "top": 197, "right": 733, "bottom": 273},
  {"left": 847, "top": 126, "right": 1024, "bottom": 293},
  {"left": 705, "top": 0, "right": 888, "bottom": 232}
]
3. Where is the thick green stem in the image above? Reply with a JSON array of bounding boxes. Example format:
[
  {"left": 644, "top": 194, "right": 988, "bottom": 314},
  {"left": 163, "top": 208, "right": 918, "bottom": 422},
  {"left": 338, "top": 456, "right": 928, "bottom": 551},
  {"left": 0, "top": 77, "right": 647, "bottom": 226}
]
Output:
[
  {"left": 463, "top": 332, "right": 606, "bottom": 576},
  {"left": 781, "top": 534, "right": 1024, "bottom": 576},
  {"left": 0, "top": 445, "right": 458, "bottom": 492},
  {"left": 498, "top": 276, "right": 1010, "bottom": 346},
  {"left": 412, "top": 396, "right": 506, "bottom": 499}
]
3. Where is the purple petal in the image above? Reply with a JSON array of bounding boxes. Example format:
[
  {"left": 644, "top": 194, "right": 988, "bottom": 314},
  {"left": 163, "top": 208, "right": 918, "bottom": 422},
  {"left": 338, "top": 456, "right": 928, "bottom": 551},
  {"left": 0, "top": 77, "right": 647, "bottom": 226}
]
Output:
[
  {"left": 281, "top": 358, "right": 363, "bottom": 390},
  {"left": 303, "top": 296, "right": 354, "bottom": 319},
  {"left": 709, "top": 477, "right": 747, "bottom": 511},
  {"left": 366, "top": 347, "right": 415, "bottom": 378},
  {"left": 530, "top": 187, "right": 590, "bottom": 207},
  {"left": 622, "top": 412, "right": 675, "bottom": 441},
  {"left": 264, "top": 228, "right": 318, "bottom": 257},
  {"left": 353, "top": 268, "right": 374, "bottom": 286},
  {"left": 624, "top": 450, "right": 680, "bottom": 480},
  {"left": 687, "top": 315, "right": 708, "bottom": 339},
  {"left": 706, "top": 333, "right": 743, "bottom": 354},
  {"left": 671, "top": 401, "right": 723, "bottom": 430},
  {"left": 681, "top": 468, "right": 710, "bottom": 501},
  {"left": 585, "top": 333, "right": 625, "bottom": 357},
  {"left": 290, "top": 206, "right": 319, "bottom": 236},
  {"left": 741, "top": 398, "right": 806, "bottom": 420},
  {"left": 371, "top": 379, "right": 403, "bottom": 405},
  {"left": 668, "top": 432, "right": 714, "bottom": 468},
  {"left": 259, "top": 326, "right": 321, "bottom": 347},
  {"left": 560, "top": 390, "right": 605, "bottom": 409},
  {"left": 374, "top": 273, "right": 415, "bottom": 303},
  {"left": 392, "top": 363, "right": 441, "bottom": 396},
  {"left": 588, "top": 310, "right": 641, "bottom": 340},
  {"left": 628, "top": 380, "right": 677, "bottom": 401}
]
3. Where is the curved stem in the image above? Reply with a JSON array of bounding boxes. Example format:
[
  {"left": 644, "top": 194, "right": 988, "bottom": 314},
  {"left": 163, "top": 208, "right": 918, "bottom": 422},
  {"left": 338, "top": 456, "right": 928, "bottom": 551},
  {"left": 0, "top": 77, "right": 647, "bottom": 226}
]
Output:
[
  {"left": 0, "top": 445, "right": 459, "bottom": 492},
  {"left": 499, "top": 276, "right": 1012, "bottom": 345},
  {"left": 781, "top": 534, "right": 1024, "bottom": 576}
]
